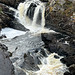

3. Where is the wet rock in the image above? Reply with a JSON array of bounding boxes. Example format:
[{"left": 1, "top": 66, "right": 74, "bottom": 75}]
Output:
[
  {"left": 0, "top": 3, "right": 14, "bottom": 29},
  {"left": 20, "top": 52, "right": 39, "bottom": 71},
  {"left": 0, "top": 43, "right": 8, "bottom": 51},
  {"left": 69, "top": 64, "right": 75, "bottom": 75},
  {"left": 45, "top": 0, "right": 75, "bottom": 37},
  {"left": 0, "top": 10, "right": 12, "bottom": 29},
  {"left": 0, "top": 43, "right": 14, "bottom": 75},
  {"left": 9, "top": 20, "right": 29, "bottom": 31},
  {"left": 41, "top": 33, "right": 75, "bottom": 74},
  {"left": 15, "top": 69, "right": 26, "bottom": 75},
  {"left": 64, "top": 64, "right": 75, "bottom": 75},
  {"left": 61, "top": 56, "right": 75, "bottom": 67},
  {"left": 0, "top": 3, "right": 15, "bottom": 17},
  {"left": 54, "top": 55, "right": 60, "bottom": 59},
  {"left": 41, "top": 33, "right": 75, "bottom": 56},
  {"left": 0, "top": 3, "right": 28, "bottom": 31},
  {"left": 64, "top": 72, "right": 72, "bottom": 75},
  {"left": 40, "top": 0, "right": 48, "bottom": 2},
  {"left": 28, "top": 48, "right": 47, "bottom": 64},
  {"left": 0, "top": 35, "right": 7, "bottom": 39},
  {"left": 20, "top": 47, "right": 48, "bottom": 71},
  {"left": 0, "top": 0, "right": 25, "bottom": 8},
  {"left": 41, "top": 31, "right": 75, "bottom": 75}
]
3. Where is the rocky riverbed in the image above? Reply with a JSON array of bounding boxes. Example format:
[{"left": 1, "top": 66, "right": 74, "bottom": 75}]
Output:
[
  {"left": 0, "top": 0, "right": 75, "bottom": 75},
  {"left": 0, "top": 43, "right": 14, "bottom": 75}
]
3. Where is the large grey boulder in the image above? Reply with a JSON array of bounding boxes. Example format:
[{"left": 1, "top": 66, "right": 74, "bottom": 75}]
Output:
[{"left": 0, "top": 43, "right": 14, "bottom": 75}]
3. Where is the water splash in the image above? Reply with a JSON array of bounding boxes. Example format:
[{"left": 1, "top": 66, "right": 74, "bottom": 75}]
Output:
[
  {"left": 15, "top": 0, "right": 48, "bottom": 32},
  {"left": 36, "top": 53, "right": 68, "bottom": 75},
  {"left": 14, "top": 1, "right": 68, "bottom": 74},
  {"left": 13, "top": 53, "right": 68, "bottom": 75},
  {"left": 32, "top": 5, "right": 41, "bottom": 27}
]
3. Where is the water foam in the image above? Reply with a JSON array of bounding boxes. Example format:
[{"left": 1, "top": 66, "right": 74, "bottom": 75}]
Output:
[
  {"left": 15, "top": 0, "right": 49, "bottom": 33},
  {"left": 14, "top": 0, "right": 68, "bottom": 75},
  {"left": 13, "top": 53, "right": 68, "bottom": 75},
  {"left": 36, "top": 53, "right": 68, "bottom": 75}
]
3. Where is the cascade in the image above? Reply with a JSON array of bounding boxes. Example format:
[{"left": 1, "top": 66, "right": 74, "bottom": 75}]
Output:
[
  {"left": 14, "top": 0, "right": 68, "bottom": 75},
  {"left": 16, "top": 0, "right": 46, "bottom": 32}
]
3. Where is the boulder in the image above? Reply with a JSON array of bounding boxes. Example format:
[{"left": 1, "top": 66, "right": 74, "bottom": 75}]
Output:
[
  {"left": 0, "top": 11, "right": 12, "bottom": 29},
  {"left": 41, "top": 33, "right": 75, "bottom": 56},
  {"left": 61, "top": 56, "right": 75, "bottom": 67},
  {"left": 41, "top": 33, "right": 75, "bottom": 75},
  {"left": 0, "top": 3, "right": 28, "bottom": 31},
  {"left": 69, "top": 64, "right": 75, "bottom": 75},
  {"left": 40, "top": 0, "right": 48, "bottom": 2},
  {"left": 0, "top": 0, "right": 25, "bottom": 8},
  {"left": 45, "top": 0, "right": 75, "bottom": 37},
  {"left": 0, "top": 43, "right": 14, "bottom": 75}
]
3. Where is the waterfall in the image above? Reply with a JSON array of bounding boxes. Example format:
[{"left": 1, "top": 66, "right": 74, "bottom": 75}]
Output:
[
  {"left": 8, "top": 0, "right": 68, "bottom": 75},
  {"left": 41, "top": 4, "right": 45, "bottom": 28},
  {"left": 32, "top": 5, "right": 41, "bottom": 26},
  {"left": 15, "top": 0, "right": 46, "bottom": 32}
]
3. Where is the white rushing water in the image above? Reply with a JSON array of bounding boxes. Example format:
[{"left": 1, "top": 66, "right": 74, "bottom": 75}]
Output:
[
  {"left": 15, "top": 0, "right": 52, "bottom": 33},
  {"left": 1, "top": 28, "right": 26, "bottom": 39},
  {"left": 14, "top": 53, "right": 68, "bottom": 75},
  {"left": 0, "top": 0, "right": 68, "bottom": 75},
  {"left": 14, "top": 0, "right": 68, "bottom": 75},
  {"left": 35, "top": 53, "right": 68, "bottom": 75}
]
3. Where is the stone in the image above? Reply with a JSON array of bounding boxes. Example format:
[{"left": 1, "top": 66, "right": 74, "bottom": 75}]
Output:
[
  {"left": 0, "top": 3, "right": 28, "bottom": 31},
  {"left": 20, "top": 52, "right": 39, "bottom": 71},
  {"left": 41, "top": 33, "right": 75, "bottom": 56},
  {"left": 60, "top": 56, "right": 75, "bottom": 67},
  {"left": 64, "top": 72, "right": 72, "bottom": 75},
  {"left": 45, "top": 0, "right": 75, "bottom": 37},
  {"left": 0, "top": 0, "right": 25, "bottom": 8},
  {"left": 41, "top": 32, "right": 75, "bottom": 74},
  {"left": 0, "top": 43, "right": 14, "bottom": 75},
  {"left": 40, "top": 0, "right": 48, "bottom": 2},
  {"left": 69, "top": 64, "right": 75, "bottom": 75}
]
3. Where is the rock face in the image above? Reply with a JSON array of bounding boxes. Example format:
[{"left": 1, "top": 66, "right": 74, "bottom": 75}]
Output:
[
  {"left": 41, "top": 33, "right": 75, "bottom": 56},
  {"left": 44, "top": 1, "right": 75, "bottom": 74},
  {"left": 40, "top": 0, "right": 48, "bottom": 2},
  {"left": 0, "top": 43, "right": 14, "bottom": 75},
  {"left": 0, "top": 0, "right": 75, "bottom": 75},
  {"left": 0, "top": 0, "right": 25, "bottom": 8},
  {"left": 41, "top": 33, "right": 75, "bottom": 75},
  {"left": 0, "top": 3, "right": 28, "bottom": 31},
  {"left": 45, "top": 0, "right": 75, "bottom": 37}
]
